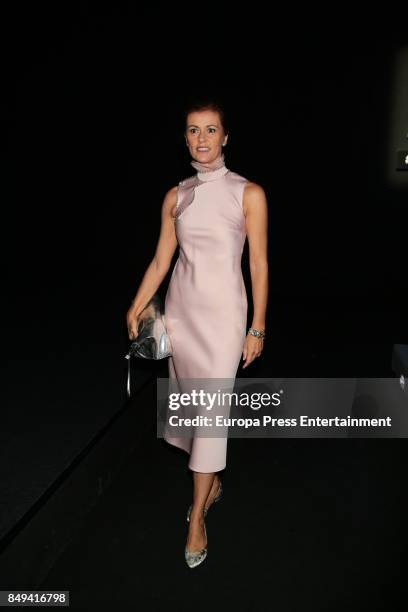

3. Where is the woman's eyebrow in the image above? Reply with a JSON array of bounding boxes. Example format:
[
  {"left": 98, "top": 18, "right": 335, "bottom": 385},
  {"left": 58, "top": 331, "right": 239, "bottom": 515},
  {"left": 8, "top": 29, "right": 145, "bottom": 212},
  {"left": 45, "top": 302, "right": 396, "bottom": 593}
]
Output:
[{"left": 187, "top": 124, "right": 219, "bottom": 128}]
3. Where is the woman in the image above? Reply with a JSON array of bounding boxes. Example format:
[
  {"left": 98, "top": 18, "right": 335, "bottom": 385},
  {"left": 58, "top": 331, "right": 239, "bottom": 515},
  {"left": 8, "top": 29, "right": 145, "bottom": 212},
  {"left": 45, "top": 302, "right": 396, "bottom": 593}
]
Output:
[{"left": 126, "top": 99, "right": 268, "bottom": 568}]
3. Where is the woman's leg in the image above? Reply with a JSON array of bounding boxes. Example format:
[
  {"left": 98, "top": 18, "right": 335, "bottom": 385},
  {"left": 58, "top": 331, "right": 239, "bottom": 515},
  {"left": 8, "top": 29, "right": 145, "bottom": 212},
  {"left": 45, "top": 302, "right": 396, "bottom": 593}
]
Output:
[{"left": 186, "top": 471, "right": 220, "bottom": 551}]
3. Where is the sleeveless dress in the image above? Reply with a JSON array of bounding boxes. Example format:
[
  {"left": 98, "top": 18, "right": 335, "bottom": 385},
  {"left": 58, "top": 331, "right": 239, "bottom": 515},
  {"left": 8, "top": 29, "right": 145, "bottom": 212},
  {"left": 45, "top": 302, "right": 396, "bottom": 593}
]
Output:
[{"left": 163, "top": 163, "right": 248, "bottom": 472}]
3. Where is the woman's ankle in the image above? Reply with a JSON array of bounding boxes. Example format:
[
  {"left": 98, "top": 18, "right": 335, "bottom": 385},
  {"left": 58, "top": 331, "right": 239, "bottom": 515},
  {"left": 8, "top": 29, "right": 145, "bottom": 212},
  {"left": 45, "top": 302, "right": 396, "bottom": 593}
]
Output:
[{"left": 189, "top": 507, "right": 205, "bottom": 523}]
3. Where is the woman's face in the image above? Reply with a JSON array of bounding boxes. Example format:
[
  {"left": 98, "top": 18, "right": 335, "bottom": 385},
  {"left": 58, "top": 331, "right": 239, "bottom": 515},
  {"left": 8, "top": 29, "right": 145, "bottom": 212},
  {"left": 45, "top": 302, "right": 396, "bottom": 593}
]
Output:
[{"left": 185, "top": 109, "right": 228, "bottom": 164}]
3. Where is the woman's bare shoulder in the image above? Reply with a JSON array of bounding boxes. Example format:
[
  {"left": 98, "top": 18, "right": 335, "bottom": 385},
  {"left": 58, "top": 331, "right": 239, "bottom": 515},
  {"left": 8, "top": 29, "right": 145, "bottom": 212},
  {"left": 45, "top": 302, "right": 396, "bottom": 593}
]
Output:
[
  {"left": 162, "top": 185, "right": 179, "bottom": 219},
  {"left": 162, "top": 185, "right": 178, "bottom": 205},
  {"left": 243, "top": 181, "right": 266, "bottom": 196},
  {"left": 165, "top": 184, "right": 178, "bottom": 199},
  {"left": 243, "top": 181, "right": 267, "bottom": 216}
]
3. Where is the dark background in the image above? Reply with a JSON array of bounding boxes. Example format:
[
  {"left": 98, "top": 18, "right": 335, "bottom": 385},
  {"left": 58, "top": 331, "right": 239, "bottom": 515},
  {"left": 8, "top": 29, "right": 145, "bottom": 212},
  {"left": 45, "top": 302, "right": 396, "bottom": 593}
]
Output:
[
  {"left": 2, "top": 3, "right": 408, "bottom": 608},
  {"left": 3, "top": 6, "right": 407, "bottom": 374}
]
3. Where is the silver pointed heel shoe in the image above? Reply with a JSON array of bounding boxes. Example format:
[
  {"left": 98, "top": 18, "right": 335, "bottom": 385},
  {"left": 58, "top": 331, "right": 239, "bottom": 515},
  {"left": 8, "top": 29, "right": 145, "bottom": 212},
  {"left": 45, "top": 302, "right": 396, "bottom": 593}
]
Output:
[
  {"left": 186, "top": 479, "right": 223, "bottom": 523},
  {"left": 185, "top": 512, "right": 207, "bottom": 569}
]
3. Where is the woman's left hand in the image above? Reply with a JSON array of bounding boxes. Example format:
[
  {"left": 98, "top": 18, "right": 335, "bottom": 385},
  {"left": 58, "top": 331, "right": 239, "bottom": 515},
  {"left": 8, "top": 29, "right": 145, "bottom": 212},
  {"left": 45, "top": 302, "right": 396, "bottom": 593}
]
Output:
[{"left": 242, "top": 334, "right": 264, "bottom": 369}]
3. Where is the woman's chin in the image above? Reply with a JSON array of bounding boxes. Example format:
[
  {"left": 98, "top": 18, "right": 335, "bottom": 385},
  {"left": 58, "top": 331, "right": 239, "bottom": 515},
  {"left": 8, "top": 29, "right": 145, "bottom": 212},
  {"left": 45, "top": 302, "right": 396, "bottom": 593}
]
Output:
[{"left": 193, "top": 154, "right": 217, "bottom": 164}]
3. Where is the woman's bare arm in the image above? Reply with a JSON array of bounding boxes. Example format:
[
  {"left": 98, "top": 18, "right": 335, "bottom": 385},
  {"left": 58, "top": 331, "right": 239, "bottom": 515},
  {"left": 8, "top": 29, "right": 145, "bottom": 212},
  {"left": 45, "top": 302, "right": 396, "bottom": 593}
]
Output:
[
  {"left": 244, "top": 182, "right": 269, "bottom": 330},
  {"left": 242, "top": 181, "right": 269, "bottom": 367},
  {"left": 126, "top": 185, "right": 178, "bottom": 337}
]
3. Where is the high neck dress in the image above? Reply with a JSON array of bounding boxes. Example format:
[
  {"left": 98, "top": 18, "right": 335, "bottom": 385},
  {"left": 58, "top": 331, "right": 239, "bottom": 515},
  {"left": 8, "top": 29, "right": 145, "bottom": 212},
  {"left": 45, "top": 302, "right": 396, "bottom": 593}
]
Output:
[{"left": 163, "top": 159, "right": 249, "bottom": 473}]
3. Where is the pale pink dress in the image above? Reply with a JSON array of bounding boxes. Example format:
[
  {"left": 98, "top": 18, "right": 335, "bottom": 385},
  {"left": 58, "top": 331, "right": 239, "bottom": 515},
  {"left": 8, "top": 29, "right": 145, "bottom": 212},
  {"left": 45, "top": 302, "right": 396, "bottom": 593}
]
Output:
[{"left": 163, "top": 163, "right": 248, "bottom": 472}]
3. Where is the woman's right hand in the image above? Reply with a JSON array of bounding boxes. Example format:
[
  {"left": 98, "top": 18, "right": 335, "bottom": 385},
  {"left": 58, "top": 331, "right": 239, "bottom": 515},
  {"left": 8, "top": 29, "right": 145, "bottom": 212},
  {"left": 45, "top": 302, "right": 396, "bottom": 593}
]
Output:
[{"left": 126, "top": 306, "right": 140, "bottom": 340}]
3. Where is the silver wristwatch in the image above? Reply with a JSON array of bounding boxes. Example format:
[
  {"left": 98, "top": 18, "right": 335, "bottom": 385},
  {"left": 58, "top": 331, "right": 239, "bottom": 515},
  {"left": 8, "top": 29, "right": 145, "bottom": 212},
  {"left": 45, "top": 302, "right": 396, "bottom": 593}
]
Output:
[{"left": 248, "top": 327, "right": 265, "bottom": 339}]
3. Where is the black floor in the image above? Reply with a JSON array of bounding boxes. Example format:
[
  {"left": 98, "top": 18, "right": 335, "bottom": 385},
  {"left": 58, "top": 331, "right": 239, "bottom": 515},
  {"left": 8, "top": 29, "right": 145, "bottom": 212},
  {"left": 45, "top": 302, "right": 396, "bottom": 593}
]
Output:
[{"left": 39, "top": 369, "right": 407, "bottom": 611}]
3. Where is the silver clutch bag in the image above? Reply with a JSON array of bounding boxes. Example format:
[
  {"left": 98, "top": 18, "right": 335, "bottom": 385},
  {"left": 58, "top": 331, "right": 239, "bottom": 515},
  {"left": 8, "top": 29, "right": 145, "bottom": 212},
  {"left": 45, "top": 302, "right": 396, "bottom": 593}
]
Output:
[{"left": 125, "top": 293, "right": 173, "bottom": 396}]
